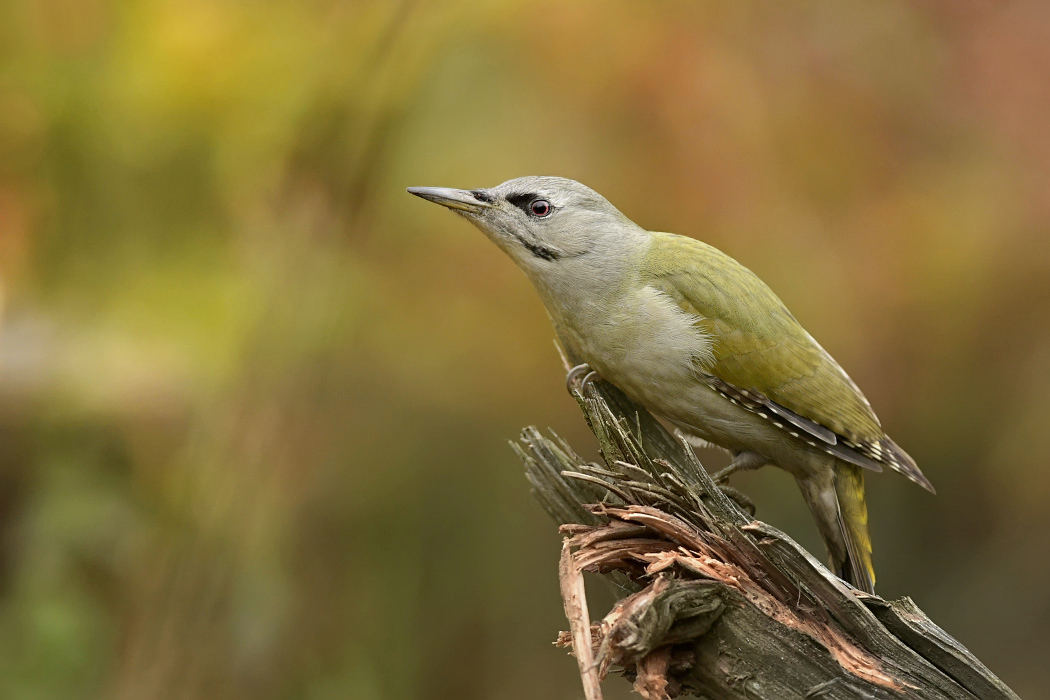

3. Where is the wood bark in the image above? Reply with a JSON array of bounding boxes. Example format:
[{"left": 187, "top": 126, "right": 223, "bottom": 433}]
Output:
[{"left": 513, "top": 380, "right": 1019, "bottom": 700}]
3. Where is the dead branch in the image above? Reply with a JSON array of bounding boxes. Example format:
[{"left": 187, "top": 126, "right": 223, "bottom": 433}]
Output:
[{"left": 515, "top": 380, "right": 1019, "bottom": 700}]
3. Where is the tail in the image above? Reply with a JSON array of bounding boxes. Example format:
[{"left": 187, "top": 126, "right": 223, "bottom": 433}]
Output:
[
  {"left": 797, "top": 465, "right": 875, "bottom": 594},
  {"left": 834, "top": 467, "right": 875, "bottom": 594}
]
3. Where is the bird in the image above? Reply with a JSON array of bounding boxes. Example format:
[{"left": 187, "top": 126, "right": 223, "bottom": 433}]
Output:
[{"left": 407, "top": 176, "right": 934, "bottom": 594}]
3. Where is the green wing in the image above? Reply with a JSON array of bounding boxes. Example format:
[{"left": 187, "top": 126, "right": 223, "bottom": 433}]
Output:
[
  {"left": 641, "top": 232, "right": 934, "bottom": 493},
  {"left": 642, "top": 232, "right": 883, "bottom": 444}
]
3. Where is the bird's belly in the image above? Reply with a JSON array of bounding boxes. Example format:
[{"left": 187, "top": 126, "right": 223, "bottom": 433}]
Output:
[
  {"left": 562, "top": 287, "right": 709, "bottom": 407},
  {"left": 553, "top": 286, "right": 833, "bottom": 479},
  {"left": 560, "top": 296, "right": 755, "bottom": 451},
  {"left": 584, "top": 338, "right": 831, "bottom": 480},
  {"left": 621, "top": 373, "right": 834, "bottom": 480},
  {"left": 611, "top": 368, "right": 764, "bottom": 451}
]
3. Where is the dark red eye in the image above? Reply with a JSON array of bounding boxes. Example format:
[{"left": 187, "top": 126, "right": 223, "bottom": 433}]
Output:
[{"left": 530, "top": 199, "right": 551, "bottom": 217}]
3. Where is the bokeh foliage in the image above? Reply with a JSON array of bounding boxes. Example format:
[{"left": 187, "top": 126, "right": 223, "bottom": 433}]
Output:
[{"left": 1, "top": 0, "right": 1049, "bottom": 698}]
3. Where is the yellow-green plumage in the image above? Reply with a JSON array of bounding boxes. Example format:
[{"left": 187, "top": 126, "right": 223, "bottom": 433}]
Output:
[
  {"left": 642, "top": 233, "right": 882, "bottom": 445},
  {"left": 836, "top": 467, "right": 876, "bottom": 589}
]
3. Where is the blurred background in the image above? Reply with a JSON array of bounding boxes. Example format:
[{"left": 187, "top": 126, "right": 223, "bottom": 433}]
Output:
[{"left": 1, "top": 0, "right": 1049, "bottom": 697}]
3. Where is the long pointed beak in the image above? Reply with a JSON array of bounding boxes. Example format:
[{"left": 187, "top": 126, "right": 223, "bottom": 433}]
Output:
[{"left": 407, "top": 186, "right": 490, "bottom": 213}]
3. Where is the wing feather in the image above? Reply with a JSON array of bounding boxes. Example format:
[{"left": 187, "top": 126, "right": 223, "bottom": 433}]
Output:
[
  {"left": 642, "top": 232, "right": 934, "bottom": 491},
  {"left": 643, "top": 233, "right": 882, "bottom": 441}
]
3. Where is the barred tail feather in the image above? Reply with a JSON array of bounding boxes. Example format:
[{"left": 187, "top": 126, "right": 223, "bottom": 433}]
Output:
[{"left": 882, "top": 438, "right": 936, "bottom": 494}]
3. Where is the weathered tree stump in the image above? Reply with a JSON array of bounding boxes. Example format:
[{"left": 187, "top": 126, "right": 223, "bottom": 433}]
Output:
[{"left": 513, "top": 380, "right": 1019, "bottom": 700}]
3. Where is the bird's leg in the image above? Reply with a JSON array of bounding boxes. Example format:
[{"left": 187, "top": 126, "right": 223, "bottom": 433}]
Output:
[
  {"left": 711, "top": 451, "right": 769, "bottom": 485},
  {"left": 565, "top": 363, "right": 603, "bottom": 394}
]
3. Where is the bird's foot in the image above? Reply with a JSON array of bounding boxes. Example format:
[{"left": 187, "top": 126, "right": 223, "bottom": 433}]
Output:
[
  {"left": 711, "top": 451, "right": 768, "bottom": 485},
  {"left": 710, "top": 452, "right": 765, "bottom": 516},
  {"left": 710, "top": 465, "right": 737, "bottom": 485},
  {"left": 566, "top": 363, "right": 602, "bottom": 394}
]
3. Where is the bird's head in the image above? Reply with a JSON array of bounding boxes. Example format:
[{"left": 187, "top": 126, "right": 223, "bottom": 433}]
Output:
[{"left": 407, "top": 176, "right": 643, "bottom": 272}]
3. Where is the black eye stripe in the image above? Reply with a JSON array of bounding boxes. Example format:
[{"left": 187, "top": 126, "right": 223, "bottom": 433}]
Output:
[
  {"left": 506, "top": 192, "right": 536, "bottom": 210},
  {"left": 506, "top": 192, "right": 554, "bottom": 218}
]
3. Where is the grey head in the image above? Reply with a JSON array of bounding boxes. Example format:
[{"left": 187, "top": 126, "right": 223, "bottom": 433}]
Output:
[{"left": 407, "top": 177, "right": 644, "bottom": 271}]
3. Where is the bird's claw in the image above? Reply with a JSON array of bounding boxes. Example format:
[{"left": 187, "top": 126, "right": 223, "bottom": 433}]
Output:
[
  {"left": 581, "top": 370, "right": 600, "bottom": 392},
  {"left": 566, "top": 363, "right": 602, "bottom": 394},
  {"left": 566, "top": 363, "right": 590, "bottom": 391}
]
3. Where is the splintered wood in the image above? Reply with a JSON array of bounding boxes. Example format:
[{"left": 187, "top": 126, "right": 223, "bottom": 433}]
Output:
[
  {"left": 559, "top": 539, "right": 602, "bottom": 700},
  {"left": 523, "top": 382, "right": 1020, "bottom": 700},
  {"left": 556, "top": 505, "right": 898, "bottom": 700}
]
